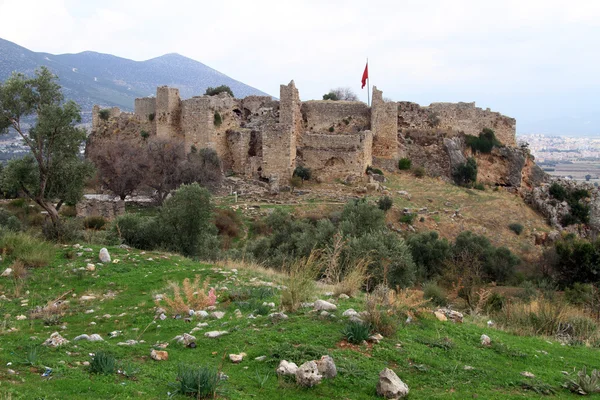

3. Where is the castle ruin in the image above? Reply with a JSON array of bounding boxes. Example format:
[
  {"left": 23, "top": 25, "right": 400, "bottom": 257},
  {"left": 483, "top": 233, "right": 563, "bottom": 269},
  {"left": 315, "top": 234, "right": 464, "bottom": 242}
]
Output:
[{"left": 91, "top": 81, "right": 517, "bottom": 183}]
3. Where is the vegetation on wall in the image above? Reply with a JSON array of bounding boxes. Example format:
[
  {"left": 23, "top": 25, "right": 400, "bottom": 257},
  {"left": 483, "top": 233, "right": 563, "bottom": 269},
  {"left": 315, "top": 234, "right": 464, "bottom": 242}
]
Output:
[
  {"left": 466, "top": 128, "right": 501, "bottom": 153},
  {"left": 205, "top": 85, "right": 234, "bottom": 97}
]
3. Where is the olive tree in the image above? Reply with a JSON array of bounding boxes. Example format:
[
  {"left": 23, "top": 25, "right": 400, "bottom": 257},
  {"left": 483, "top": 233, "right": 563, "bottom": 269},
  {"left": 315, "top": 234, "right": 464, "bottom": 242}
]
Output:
[{"left": 0, "top": 67, "right": 94, "bottom": 227}]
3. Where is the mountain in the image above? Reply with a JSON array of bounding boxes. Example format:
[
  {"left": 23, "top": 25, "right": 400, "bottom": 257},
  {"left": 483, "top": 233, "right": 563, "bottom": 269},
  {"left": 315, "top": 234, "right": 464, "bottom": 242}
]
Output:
[{"left": 0, "top": 37, "right": 271, "bottom": 122}]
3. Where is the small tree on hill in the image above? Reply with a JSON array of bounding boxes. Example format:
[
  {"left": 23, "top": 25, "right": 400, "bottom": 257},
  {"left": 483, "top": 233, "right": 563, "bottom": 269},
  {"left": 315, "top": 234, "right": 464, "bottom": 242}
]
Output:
[
  {"left": 177, "top": 147, "right": 223, "bottom": 192},
  {"left": 323, "top": 87, "right": 359, "bottom": 101},
  {"left": 144, "top": 137, "right": 186, "bottom": 205},
  {"left": 205, "top": 85, "right": 234, "bottom": 97},
  {"left": 0, "top": 67, "right": 94, "bottom": 228},
  {"left": 453, "top": 157, "right": 478, "bottom": 187}
]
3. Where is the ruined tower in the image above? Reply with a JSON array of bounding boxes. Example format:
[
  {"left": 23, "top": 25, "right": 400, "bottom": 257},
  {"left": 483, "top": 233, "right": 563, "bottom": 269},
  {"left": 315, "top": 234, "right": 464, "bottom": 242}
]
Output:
[{"left": 156, "top": 86, "right": 182, "bottom": 138}]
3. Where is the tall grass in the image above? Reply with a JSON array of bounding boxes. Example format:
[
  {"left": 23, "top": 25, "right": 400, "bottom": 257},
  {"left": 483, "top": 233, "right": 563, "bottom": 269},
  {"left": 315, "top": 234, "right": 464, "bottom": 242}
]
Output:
[
  {"left": 172, "top": 364, "right": 220, "bottom": 398},
  {"left": 161, "top": 275, "right": 216, "bottom": 314},
  {"left": 0, "top": 231, "right": 55, "bottom": 267},
  {"left": 281, "top": 250, "right": 321, "bottom": 312}
]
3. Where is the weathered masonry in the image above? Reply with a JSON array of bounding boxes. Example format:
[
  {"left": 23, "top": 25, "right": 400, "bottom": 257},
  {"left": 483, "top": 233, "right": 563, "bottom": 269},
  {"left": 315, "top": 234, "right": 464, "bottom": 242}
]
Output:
[{"left": 91, "top": 81, "right": 516, "bottom": 182}]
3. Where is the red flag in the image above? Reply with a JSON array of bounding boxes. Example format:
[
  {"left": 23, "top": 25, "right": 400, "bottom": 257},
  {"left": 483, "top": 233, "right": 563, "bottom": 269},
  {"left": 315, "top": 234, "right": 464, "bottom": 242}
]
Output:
[{"left": 361, "top": 62, "right": 369, "bottom": 89}]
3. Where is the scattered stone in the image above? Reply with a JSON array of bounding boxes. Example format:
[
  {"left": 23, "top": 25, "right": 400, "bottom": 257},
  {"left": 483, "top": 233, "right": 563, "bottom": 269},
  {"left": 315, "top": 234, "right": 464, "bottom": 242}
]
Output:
[
  {"left": 229, "top": 353, "right": 246, "bottom": 363},
  {"left": 435, "top": 308, "right": 463, "bottom": 323},
  {"left": 175, "top": 333, "right": 196, "bottom": 346},
  {"left": 338, "top": 294, "right": 350, "bottom": 300},
  {"left": 301, "top": 302, "right": 314, "bottom": 308},
  {"left": 255, "top": 356, "right": 267, "bottom": 361},
  {"left": 314, "top": 300, "right": 337, "bottom": 311},
  {"left": 197, "top": 310, "right": 209, "bottom": 318},
  {"left": 99, "top": 248, "right": 111, "bottom": 263},
  {"left": 211, "top": 311, "right": 225, "bottom": 320},
  {"left": 7, "top": 369, "right": 16, "bottom": 375},
  {"left": 16, "top": 315, "right": 26, "bottom": 321},
  {"left": 464, "top": 365, "right": 475, "bottom": 371},
  {"left": 108, "top": 330, "right": 122, "bottom": 338},
  {"left": 269, "top": 312, "right": 288, "bottom": 320},
  {"left": 159, "top": 313, "right": 167, "bottom": 321},
  {"left": 86, "top": 264, "right": 95, "bottom": 272},
  {"left": 1, "top": 268, "right": 13, "bottom": 277},
  {"left": 43, "top": 332, "right": 69, "bottom": 347},
  {"left": 204, "top": 331, "right": 229, "bottom": 338},
  {"left": 521, "top": 371, "right": 535, "bottom": 378},
  {"left": 80, "top": 295, "right": 96, "bottom": 301},
  {"left": 377, "top": 368, "right": 409, "bottom": 399},
  {"left": 117, "top": 340, "right": 139, "bottom": 346},
  {"left": 277, "top": 360, "right": 298, "bottom": 376},
  {"left": 150, "top": 349, "right": 168, "bottom": 361},
  {"left": 73, "top": 334, "right": 104, "bottom": 342},
  {"left": 342, "top": 309, "right": 359, "bottom": 318},
  {"left": 480, "top": 334, "right": 491, "bottom": 346},
  {"left": 296, "top": 361, "right": 322, "bottom": 387},
  {"left": 370, "top": 333, "right": 384, "bottom": 344},
  {"left": 434, "top": 311, "right": 447, "bottom": 322},
  {"left": 316, "top": 355, "right": 337, "bottom": 378},
  {"left": 487, "top": 320, "right": 495, "bottom": 328},
  {"left": 234, "top": 309, "right": 243, "bottom": 319},
  {"left": 262, "top": 302, "right": 275, "bottom": 308},
  {"left": 320, "top": 311, "right": 330, "bottom": 318}
]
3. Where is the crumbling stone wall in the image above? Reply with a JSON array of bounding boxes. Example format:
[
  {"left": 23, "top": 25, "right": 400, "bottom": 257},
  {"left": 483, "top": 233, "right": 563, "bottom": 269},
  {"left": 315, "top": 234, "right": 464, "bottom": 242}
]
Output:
[
  {"left": 156, "top": 86, "right": 182, "bottom": 139},
  {"left": 226, "top": 129, "right": 263, "bottom": 178},
  {"left": 134, "top": 97, "right": 156, "bottom": 121},
  {"left": 398, "top": 101, "right": 516, "bottom": 146},
  {"left": 371, "top": 87, "right": 399, "bottom": 169},
  {"left": 301, "top": 101, "right": 369, "bottom": 134},
  {"left": 76, "top": 198, "right": 125, "bottom": 220}
]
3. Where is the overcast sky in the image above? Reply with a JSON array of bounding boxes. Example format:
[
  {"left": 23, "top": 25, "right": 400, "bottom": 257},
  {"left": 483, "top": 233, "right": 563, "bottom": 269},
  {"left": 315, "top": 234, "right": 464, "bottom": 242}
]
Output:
[{"left": 0, "top": 0, "right": 599, "bottom": 134}]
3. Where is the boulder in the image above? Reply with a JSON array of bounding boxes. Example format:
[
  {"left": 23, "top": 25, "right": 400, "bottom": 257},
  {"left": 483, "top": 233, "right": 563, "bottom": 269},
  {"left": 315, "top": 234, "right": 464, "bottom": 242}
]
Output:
[
  {"left": 229, "top": 353, "right": 246, "bottom": 363},
  {"left": 480, "top": 334, "right": 491, "bottom": 346},
  {"left": 434, "top": 311, "right": 447, "bottom": 322},
  {"left": 73, "top": 334, "right": 104, "bottom": 342},
  {"left": 175, "top": 333, "right": 196, "bottom": 346},
  {"left": 211, "top": 311, "right": 225, "bottom": 320},
  {"left": 377, "top": 368, "right": 409, "bottom": 399},
  {"left": 315, "top": 355, "right": 337, "bottom": 378},
  {"left": 150, "top": 349, "right": 168, "bottom": 361},
  {"left": 277, "top": 360, "right": 298, "bottom": 376},
  {"left": 314, "top": 300, "right": 337, "bottom": 311},
  {"left": 295, "top": 361, "right": 322, "bottom": 387},
  {"left": 99, "top": 248, "right": 111, "bottom": 263},
  {"left": 342, "top": 309, "right": 359, "bottom": 318},
  {"left": 204, "top": 331, "right": 229, "bottom": 338},
  {"left": 435, "top": 308, "right": 463, "bottom": 323},
  {"left": 43, "top": 332, "right": 69, "bottom": 347},
  {"left": 269, "top": 312, "right": 288, "bottom": 320},
  {"left": 1, "top": 268, "right": 13, "bottom": 277}
]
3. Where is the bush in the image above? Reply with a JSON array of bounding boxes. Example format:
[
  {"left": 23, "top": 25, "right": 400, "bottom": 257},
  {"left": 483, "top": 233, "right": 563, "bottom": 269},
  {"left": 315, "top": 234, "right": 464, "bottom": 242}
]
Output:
[
  {"left": 89, "top": 351, "right": 116, "bottom": 375},
  {"left": 407, "top": 231, "right": 451, "bottom": 280},
  {"left": 214, "top": 208, "right": 242, "bottom": 238},
  {"left": 213, "top": 112, "right": 222, "bottom": 127},
  {"left": 398, "top": 158, "right": 412, "bottom": 170},
  {"left": 281, "top": 252, "right": 321, "bottom": 312},
  {"left": 83, "top": 216, "right": 106, "bottom": 230},
  {"left": 453, "top": 157, "right": 478, "bottom": 186},
  {"left": 377, "top": 196, "right": 393, "bottom": 212},
  {"left": 140, "top": 130, "right": 149, "bottom": 139},
  {"left": 178, "top": 147, "right": 223, "bottom": 192},
  {"left": 473, "top": 182, "right": 485, "bottom": 191},
  {"left": 148, "top": 112, "right": 155, "bottom": 122},
  {"left": 159, "top": 183, "right": 219, "bottom": 259},
  {"left": 342, "top": 321, "right": 371, "bottom": 344},
  {"left": 509, "top": 223, "right": 524, "bottom": 235},
  {"left": 322, "top": 92, "right": 339, "bottom": 101},
  {"left": 422, "top": 282, "right": 447, "bottom": 306},
  {"left": 366, "top": 166, "right": 384, "bottom": 176},
  {"left": 293, "top": 166, "right": 312, "bottom": 181},
  {"left": 42, "top": 219, "right": 83, "bottom": 243},
  {"left": 549, "top": 182, "right": 568, "bottom": 202},
  {"left": 339, "top": 198, "right": 386, "bottom": 237},
  {"left": 485, "top": 292, "right": 506, "bottom": 313},
  {"left": 412, "top": 166, "right": 426, "bottom": 178},
  {"left": 205, "top": 85, "right": 234, "bottom": 97},
  {"left": 554, "top": 238, "right": 600, "bottom": 287},
  {"left": 465, "top": 128, "right": 501, "bottom": 153},
  {"left": 172, "top": 364, "right": 221, "bottom": 398},
  {"left": 0, "top": 209, "right": 22, "bottom": 231},
  {"left": 98, "top": 109, "right": 110, "bottom": 121},
  {"left": 111, "top": 214, "right": 162, "bottom": 250},
  {"left": 0, "top": 231, "right": 55, "bottom": 267},
  {"left": 399, "top": 213, "right": 416, "bottom": 225}
]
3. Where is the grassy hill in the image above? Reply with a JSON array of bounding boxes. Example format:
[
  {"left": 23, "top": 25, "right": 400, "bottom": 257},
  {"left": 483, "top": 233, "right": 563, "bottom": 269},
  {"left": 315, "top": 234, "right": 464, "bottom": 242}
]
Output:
[{"left": 0, "top": 243, "right": 599, "bottom": 399}]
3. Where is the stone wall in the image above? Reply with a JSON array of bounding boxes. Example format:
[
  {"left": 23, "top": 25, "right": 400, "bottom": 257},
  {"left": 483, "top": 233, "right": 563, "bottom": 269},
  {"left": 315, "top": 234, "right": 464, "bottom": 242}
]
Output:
[
  {"left": 398, "top": 101, "right": 516, "bottom": 146},
  {"left": 134, "top": 97, "right": 156, "bottom": 121},
  {"left": 76, "top": 198, "right": 125, "bottom": 220},
  {"left": 301, "top": 101, "right": 370, "bottom": 134},
  {"left": 226, "top": 129, "right": 263, "bottom": 178},
  {"left": 371, "top": 87, "right": 399, "bottom": 169},
  {"left": 300, "top": 131, "right": 372, "bottom": 180},
  {"left": 156, "top": 86, "right": 182, "bottom": 139}
]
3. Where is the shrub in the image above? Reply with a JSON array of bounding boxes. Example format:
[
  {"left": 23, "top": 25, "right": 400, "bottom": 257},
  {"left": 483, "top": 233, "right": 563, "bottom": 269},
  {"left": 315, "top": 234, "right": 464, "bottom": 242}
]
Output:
[
  {"left": 322, "top": 92, "right": 339, "bottom": 101},
  {"left": 366, "top": 166, "right": 384, "bottom": 175},
  {"left": 453, "top": 157, "right": 478, "bottom": 186},
  {"left": 83, "top": 216, "right": 106, "bottom": 230},
  {"left": 111, "top": 214, "right": 162, "bottom": 250},
  {"left": 161, "top": 275, "right": 216, "bottom": 315},
  {"left": 422, "top": 282, "right": 447, "bottom": 306},
  {"left": 249, "top": 218, "right": 269, "bottom": 236},
  {"left": 398, "top": 158, "right": 412, "bottom": 170},
  {"left": 339, "top": 198, "right": 386, "bottom": 237},
  {"left": 399, "top": 213, "right": 416, "bottom": 225},
  {"left": 342, "top": 321, "right": 371, "bottom": 344},
  {"left": 293, "top": 166, "right": 312, "bottom": 181},
  {"left": 0, "top": 209, "right": 22, "bottom": 231},
  {"left": 140, "top": 130, "right": 149, "bottom": 139},
  {"left": 328, "top": 126, "right": 334, "bottom": 132},
  {"left": 159, "top": 183, "right": 219, "bottom": 259},
  {"left": 565, "top": 283, "right": 594, "bottom": 306},
  {"left": 465, "top": 128, "right": 501, "bottom": 153},
  {"left": 0, "top": 231, "right": 55, "bottom": 267},
  {"left": 178, "top": 147, "right": 223, "bottom": 192},
  {"left": 412, "top": 166, "right": 426, "bottom": 178},
  {"left": 148, "top": 112, "right": 155, "bottom": 121},
  {"left": 549, "top": 182, "right": 568, "bottom": 201},
  {"left": 564, "top": 367, "right": 600, "bottom": 395},
  {"left": 554, "top": 238, "right": 600, "bottom": 287},
  {"left": 89, "top": 351, "right": 116, "bottom": 375},
  {"left": 172, "top": 364, "right": 221, "bottom": 398},
  {"left": 213, "top": 112, "right": 222, "bottom": 127},
  {"left": 377, "top": 196, "right": 393, "bottom": 212},
  {"left": 205, "top": 85, "right": 233, "bottom": 97},
  {"left": 508, "top": 223, "right": 524, "bottom": 235},
  {"left": 407, "top": 231, "right": 451, "bottom": 280},
  {"left": 485, "top": 292, "right": 506, "bottom": 313},
  {"left": 332, "top": 258, "right": 370, "bottom": 298},
  {"left": 214, "top": 208, "right": 242, "bottom": 238},
  {"left": 473, "top": 182, "right": 485, "bottom": 191},
  {"left": 98, "top": 109, "right": 110, "bottom": 121},
  {"left": 281, "top": 251, "right": 321, "bottom": 312},
  {"left": 42, "top": 218, "right": 83, "bottom": 243},
  {"left": 290, "top": 176, "right": 303, "bottom": 191}
]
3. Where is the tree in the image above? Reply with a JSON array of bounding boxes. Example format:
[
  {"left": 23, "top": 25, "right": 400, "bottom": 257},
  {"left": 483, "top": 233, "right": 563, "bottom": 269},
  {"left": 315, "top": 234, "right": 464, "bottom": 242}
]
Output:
[
  {"left": 205, "top": 85, "right": 234, "bottom": 97},
  {"left": 88, "top": 137, "right": 148, "bottom": 200},
  {"left": 323, "top": 87, "right": 359, "bottom": 101},
  {"left": 144, "top": 137, "right": 186, "bottom": 205},
  {"left": 453, "top": 157, "right": 478, "bottom": 187},
  {"left": 0, "top": 67, "right": 94, "bottom": 227},
  {"left": 177, "top": 147, "right": 223, "bottom": 192}
]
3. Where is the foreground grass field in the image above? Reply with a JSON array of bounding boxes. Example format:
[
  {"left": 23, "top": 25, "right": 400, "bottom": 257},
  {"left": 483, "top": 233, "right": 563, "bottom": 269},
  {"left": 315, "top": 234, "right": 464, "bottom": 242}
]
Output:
[{"left": 1, "top": 245, "right": 599, "bottom": 399}]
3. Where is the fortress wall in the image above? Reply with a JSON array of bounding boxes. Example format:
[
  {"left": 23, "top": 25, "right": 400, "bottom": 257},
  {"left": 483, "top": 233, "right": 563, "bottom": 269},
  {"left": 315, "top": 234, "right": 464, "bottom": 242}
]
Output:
[
  {"left": 156, "top": 86, "right": 182, "bottom": 139},
  {"left": 134, "top": 97, "right": 156, "bottom": 120},
  {"left": 371, "top": 87, "right": 399, "bottom": 168},
  {"left": 299, "top": 131, "right": 373, "bottom": 180},
  {"left": 398, "top": 101, "right": 516, "bottom": 146},
  {"left": 226, "top": 129, "right": 263, "bottom": 178},
  {"left": 301, "top": 101, "right": 370, "bottom": 134},
  {"left": 241, "top": 96, "right": 274, "bottom": 116}
]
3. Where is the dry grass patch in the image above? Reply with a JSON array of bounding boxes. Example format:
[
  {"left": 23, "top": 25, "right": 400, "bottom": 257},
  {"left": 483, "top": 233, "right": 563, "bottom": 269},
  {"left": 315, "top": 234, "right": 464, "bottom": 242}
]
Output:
[
  {"left": 281, "top": 250, "right": 321, "bottom": 312},
  {"left": 160, "top": 275, "right": 216, "bottom": 315}
]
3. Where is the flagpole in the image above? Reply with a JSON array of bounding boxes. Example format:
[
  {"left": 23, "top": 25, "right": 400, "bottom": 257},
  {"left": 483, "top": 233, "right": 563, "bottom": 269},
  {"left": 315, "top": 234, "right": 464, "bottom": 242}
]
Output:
[{"left": 367, "top": 58, "right": 370, "bottom": 107}]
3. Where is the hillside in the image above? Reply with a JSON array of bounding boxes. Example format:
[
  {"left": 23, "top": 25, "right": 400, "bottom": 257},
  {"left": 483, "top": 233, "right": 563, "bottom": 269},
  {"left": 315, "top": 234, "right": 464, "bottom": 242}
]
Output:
[
  {"left": 0, "top": 37, "right": 271, "bottom": 121},
  {"left": 0, "top": 245, "right": 599, "bottom": 399}
]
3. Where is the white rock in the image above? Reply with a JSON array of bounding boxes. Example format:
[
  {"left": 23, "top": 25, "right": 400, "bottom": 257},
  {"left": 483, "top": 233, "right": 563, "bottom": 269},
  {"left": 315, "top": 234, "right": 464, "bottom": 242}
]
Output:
[
  {"left": 343, "top": 309, "right": 359, "bottom": 317},
  {"left": 276, "top": 360, "right": 298, "bottom": 376},
  {"left": 211, "top": 311, "right": 225, "bottom": 320},
  {"left": 377, "top": 368, "right": 409, "bottom": 399},
  {"left": 229, "top": 352, "right": 246, "bottom": 363},
  {"left": 255, "top": 356, "right": 267, "bottom": 361},
  {"left": 197, "top": 310, "right": 209, "bottom": 318},
  {"left": 99, "top": 248, "right": 111, "bottom": 263},
  {"left": 42, "top": 332, "right": 69, "bottom": 347},
  {"left": 16, "top": 315, "right": 26, "bottom": 321},
  {"left": 314, "top": 300, "right": 337, "bottom": 311},
  {"left": 1, "top": 268, "right": 13, "bottom": 277},
  {"left": 521, "top": 371, "right": 536, "bottom": 378},
  {"left": 159, "top": 313, "right": 167, "bottom": 320},
  {"left": 175, "top": 333, "right": 196, "bottom": 346},
  {"left": 80, "top": 296, "right": 96, "bottom": 301},
  {"left": 204, "top": 331, "right": 229, "bottom": 338},
  {"left": 269, "top": 312, "right": 288, "bottom": 320},
  {"left": 480, "top": 334, "right": 491, "bottom": 346},
  {"left": 296, "top": 360, "right": 322, "bottom": 387},
  {"left": 74, "top": 334, "right": 104, "bottom": 342},
  {"left": 301, "top": 302, "right": 314, "bottom": 308},
  {"left": 262, "top": 302, "right": 276, "bottom": 308},
  {"left": 196, "top": 322, "right": 209, "bottom": 328},
  {"left": 487, "top": 320, "right": 495, "bottom": 328},
  {"left": 338, "top": 294, "right": 350, "bottom": 300},
  {"left": 117, "top": 340, "right": 139, "bottom": 346},
  {"left": 86, "top": 264, "right": 95, "bottom": 272},
  {"left": 370, "top": 333, "right": 384, "bottom": 344},
  {"left": 316, "top": 355, "right": 337, "bottom": 378},
  {"left": 150, "top": 349, "right": 168, "bottom": 361}
]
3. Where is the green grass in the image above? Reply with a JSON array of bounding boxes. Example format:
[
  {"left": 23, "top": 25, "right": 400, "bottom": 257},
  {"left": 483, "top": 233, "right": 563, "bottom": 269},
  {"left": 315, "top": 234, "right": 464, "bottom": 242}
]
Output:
[{"left": 0, "top": 245, "right": 599, "bottom": 399}]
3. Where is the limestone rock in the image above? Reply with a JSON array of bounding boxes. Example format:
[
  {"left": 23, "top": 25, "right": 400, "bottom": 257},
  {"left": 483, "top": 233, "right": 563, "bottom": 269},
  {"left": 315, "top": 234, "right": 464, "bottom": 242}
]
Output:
[
  {"left": 86, "top": 264, "right": 96, "bottom": 272},
  {"left": 370, "top": 333, "right": 384, "bottom": 344},
  {"left": 316, "top": 355, "right": 337, "bottom": 378},
  {"left": 521, "top": 371, "right": 535, "bottom": 378},
  {"left": 99, "top": 248, "right": 111, "bottom": 263},
  {"left": 204, "top": 330, "right": 229, "bottom": 338},
  {"left": 435, "top": 308, "right": 463, "bottom": 323},
  {"left": 314, "top": 300, "right": 337, "bottom": 311},
  {"left": 277, "top": 360, "right": 298, "bottom": 376},
  {"left": 1, "top": 268, "right": 13, "bottom": 277},
  {"left": 211, "top": 311, "right": 225, "bottom": 320},
  {"left": 342, "top": 309, "right": 359, "bottom": 318},
  {"left": 175, "top": 333, "right": 196, "bottom": 346},
  {"left": 338, "top": 294, "right": 350, "bottom": 300},
  {"left": 377, "top": 368, "right": 409, "bottom": 399},
  {"left": 73, "top": 334, "right": 104, "bottom": 342},
  {"left": 150, "top": 349, "right": 168, "bottom": 361},
  {"left": 480, "top": 334, "right": 491, "bottom": 346},
  {"left": 229, "top": 352, "right": 246, "bottom": 363},
  {"left": 295, "top": 361, "right": 322, "bottom": 387},
  {"left": 269, "top": 312, "right": 288, "bottom": 320},
  {"left": 43, "top": 332, "right": 69, "bottom": 347}
]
